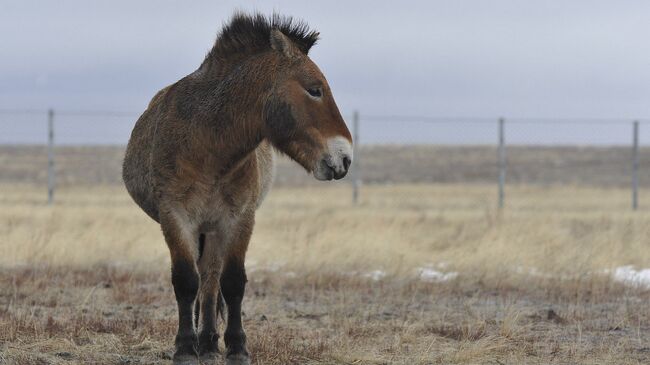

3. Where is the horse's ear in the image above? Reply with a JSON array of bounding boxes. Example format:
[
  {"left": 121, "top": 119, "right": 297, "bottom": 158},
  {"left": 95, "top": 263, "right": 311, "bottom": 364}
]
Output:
[{"left": 270, "top": 29, "right": 299, "bottom": 59}]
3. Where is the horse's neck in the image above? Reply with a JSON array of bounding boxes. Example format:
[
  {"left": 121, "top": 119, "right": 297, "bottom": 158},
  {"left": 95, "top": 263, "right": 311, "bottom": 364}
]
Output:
[
  {"left": 186, "top": 59, "right": 272, "bottom": 176},
  {"left": 187, "top": 99, "right": 263, "bottom": 176}
]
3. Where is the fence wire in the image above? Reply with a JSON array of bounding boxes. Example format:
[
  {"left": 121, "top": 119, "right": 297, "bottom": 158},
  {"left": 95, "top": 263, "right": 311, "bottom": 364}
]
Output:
[{"left": 0, "top": 109, "right": 648, "bottom": 209}]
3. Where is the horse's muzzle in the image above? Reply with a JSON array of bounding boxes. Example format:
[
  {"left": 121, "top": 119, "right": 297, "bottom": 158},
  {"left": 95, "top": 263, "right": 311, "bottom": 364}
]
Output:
[
  {"left": 314, "top": 136, "right": 353, "bottom": 181},
  {"left": 314, "top": 155, "right": 350, "bottom": 180}
]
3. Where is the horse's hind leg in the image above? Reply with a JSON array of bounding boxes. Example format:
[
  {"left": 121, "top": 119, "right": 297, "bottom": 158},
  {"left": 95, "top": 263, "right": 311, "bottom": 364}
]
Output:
[
  {"left": 196, "top": 232, "right": 226, "bottom": 360},
  {"left": 221, "top": 221, "right": 253, "bottom": 365},
  {"left": 160, "top": 212, "right": 200, "bottom": 365}
]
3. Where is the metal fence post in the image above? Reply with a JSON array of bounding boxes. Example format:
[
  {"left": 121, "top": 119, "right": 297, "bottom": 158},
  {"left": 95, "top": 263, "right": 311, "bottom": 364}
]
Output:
[
  {"left": 352, "top": 110, "right": 360, "bottom": 204},
  {"left": 47, "top": 108, "right": 55, "bottom": 205},
  {"left": 498, "top": 118, "right": 506, "bottom": 209},
  {"left": 632, "top": 120, "right": 639, "bottom": 210}
]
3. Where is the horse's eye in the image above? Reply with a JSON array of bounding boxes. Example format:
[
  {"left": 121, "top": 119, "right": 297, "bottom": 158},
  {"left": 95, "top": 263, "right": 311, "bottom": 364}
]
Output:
[{"left": 306, "top": 87, "right": 322, "bottom": 98}]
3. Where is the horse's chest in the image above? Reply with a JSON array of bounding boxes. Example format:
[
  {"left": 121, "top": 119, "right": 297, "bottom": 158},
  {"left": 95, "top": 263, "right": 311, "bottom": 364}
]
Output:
[{"left": 187, "top": 187, "right": 252, "bottom": 234}]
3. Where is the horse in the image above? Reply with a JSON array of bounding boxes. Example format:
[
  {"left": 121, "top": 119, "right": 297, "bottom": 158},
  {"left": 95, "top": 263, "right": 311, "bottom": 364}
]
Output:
[{"left": 122, "top": 13, "right": 352, "bottom": 365}]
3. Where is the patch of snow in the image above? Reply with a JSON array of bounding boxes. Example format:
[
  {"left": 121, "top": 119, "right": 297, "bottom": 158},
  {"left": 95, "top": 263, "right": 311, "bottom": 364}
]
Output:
[
  {"left": 363, "top": 270, "right": 387, "bottom": 281},
  {"left": 612, "top": 266, "right": 650, "bottom": 288},
  {"left": 417, "top": 266, "right": 458, "bottom": 282}
]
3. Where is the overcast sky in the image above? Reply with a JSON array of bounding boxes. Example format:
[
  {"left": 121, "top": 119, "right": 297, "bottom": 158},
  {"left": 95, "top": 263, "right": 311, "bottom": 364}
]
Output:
[{"left": 1, "top": 1, "right": 649, "bottom": 144}]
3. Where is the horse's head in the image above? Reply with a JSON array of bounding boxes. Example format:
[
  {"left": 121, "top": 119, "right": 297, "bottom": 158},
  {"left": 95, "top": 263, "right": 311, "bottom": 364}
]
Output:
[{"left": 263, "top": 29, "right": 352, "bottom": 181}]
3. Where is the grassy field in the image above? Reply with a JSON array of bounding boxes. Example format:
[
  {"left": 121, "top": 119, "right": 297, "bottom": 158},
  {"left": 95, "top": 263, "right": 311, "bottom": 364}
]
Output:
[{"left": 1, "top": 183, "right": 650, "bottom": 364}]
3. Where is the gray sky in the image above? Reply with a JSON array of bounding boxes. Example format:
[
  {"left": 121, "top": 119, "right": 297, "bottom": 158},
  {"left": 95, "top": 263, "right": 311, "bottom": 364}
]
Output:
[{"left": 1, "top": 0, "right": 649, "bottom": 144}]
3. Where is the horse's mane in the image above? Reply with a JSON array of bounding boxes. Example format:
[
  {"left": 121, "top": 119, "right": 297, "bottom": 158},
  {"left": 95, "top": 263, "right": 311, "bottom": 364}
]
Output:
[{"left": 201, "top": 13, "right": 320, "bottom": 71}]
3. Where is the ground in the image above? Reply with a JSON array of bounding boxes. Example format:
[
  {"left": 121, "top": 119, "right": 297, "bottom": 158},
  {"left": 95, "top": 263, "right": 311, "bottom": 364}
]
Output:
[
  {"left": 2, "top": 265, "right": 649, "bottom": 365},
  {"left": 1, "top": 184, "right": 650, "bottom": 364}
]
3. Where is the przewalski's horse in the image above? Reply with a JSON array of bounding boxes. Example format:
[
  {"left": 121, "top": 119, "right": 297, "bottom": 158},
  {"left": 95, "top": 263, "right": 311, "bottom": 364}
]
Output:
[{"left": 123, "top": 13, "right": 352, "bottom": 365}]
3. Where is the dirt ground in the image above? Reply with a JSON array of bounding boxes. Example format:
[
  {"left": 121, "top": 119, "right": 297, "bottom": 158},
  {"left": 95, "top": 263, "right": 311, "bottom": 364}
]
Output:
[{"left": 1, "top": 266, "right": 649, "bottom": 365}]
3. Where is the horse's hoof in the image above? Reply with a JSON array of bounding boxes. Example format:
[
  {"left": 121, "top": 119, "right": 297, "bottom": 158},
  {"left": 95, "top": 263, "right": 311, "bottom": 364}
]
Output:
[
  {"left": 173, "top": 354, "right": 199, "bottom": 365},
  {"left": 225, "top": 353, "right": 250, "bottom": 365},
  {"left": 199, "top": 351, "right": 221, "bottom": 364}
]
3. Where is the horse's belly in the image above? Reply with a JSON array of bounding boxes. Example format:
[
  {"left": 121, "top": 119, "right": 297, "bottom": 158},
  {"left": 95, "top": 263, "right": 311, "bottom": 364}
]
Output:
[{"left": 123, "top": 117, "right": 160, "bottom": 222}]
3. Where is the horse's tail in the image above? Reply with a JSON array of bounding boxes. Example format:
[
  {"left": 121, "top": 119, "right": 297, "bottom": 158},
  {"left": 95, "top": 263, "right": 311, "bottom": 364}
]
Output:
[
  {"left": 194, "top": 288, "right": 226, "bottom": 327},
  {"left": 217, "top": 291, "right": 226, "bottom": 321}
]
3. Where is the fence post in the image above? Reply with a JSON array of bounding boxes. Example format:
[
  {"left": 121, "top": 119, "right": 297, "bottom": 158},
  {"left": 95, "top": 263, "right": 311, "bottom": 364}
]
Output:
[
  {"left": 498, "top": 117, "right": 506, "bottom": 209},
  {"left": 352, "top": 110, "right": 360, "bottom": 204},
  {"left": 632, "top": 120, "right": 639, "bottom": 210},
  {"left": 47, "top": 108, "right": 55, "bottom": 205}
]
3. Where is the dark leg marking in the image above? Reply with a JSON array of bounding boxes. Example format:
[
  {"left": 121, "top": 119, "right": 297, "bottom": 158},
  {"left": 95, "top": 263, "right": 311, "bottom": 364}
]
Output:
[
  {"left": 171, "top": 258, "right": 200, "bottom": 361},
  {"left": 220, "top": 258, "right": 248, "bottom": 359},
  {"left": 198, "top": 294, "right": 220, "bottom": 356}
]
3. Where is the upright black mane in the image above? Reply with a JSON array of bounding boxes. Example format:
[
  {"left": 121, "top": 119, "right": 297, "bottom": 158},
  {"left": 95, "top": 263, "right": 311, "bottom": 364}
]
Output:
[{"left": 201, "top": 13, "right": 320, "bottom": 70}]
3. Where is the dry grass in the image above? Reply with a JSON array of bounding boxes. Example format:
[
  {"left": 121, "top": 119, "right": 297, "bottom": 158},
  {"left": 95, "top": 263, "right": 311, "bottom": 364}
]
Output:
[
  {"left": 1, "top": 183, "right": 650, "bottom": 364},
  {"left": 3, "top": 183, "right": 650, "bottom": 274}
]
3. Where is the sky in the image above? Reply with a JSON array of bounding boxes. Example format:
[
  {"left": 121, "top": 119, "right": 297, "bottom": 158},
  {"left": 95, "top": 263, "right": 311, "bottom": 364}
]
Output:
[{"left": 1, "top": 0, "right": 649, "bottom": 145}]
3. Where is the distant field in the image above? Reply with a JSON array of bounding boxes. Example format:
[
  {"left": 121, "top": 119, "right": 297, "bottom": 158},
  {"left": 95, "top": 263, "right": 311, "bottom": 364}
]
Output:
[
  {"left": 1, "top": 184, "right": 650, "bottom": 364},
  {"left": 1, "top": 144, "right": 648, "bottom": 187}
]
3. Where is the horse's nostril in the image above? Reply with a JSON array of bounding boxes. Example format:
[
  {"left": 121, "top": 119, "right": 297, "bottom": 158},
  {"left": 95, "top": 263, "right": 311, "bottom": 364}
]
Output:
[{"left": 343, "top": 156, "right": 351, "bottom": 170}]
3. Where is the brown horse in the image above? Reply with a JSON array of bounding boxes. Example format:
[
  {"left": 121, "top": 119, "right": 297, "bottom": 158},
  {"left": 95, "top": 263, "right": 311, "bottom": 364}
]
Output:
[{"left": 122, "top": 13, "right": 352, "bottom": 365}]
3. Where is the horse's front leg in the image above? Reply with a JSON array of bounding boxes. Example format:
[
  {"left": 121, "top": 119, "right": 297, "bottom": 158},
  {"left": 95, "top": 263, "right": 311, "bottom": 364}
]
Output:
[
  {"left": 161, "top": 212, "right": 200, "bottom": 365},
  {"left": 220, "top": 221, "right": 253, "bottom": 365}
]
